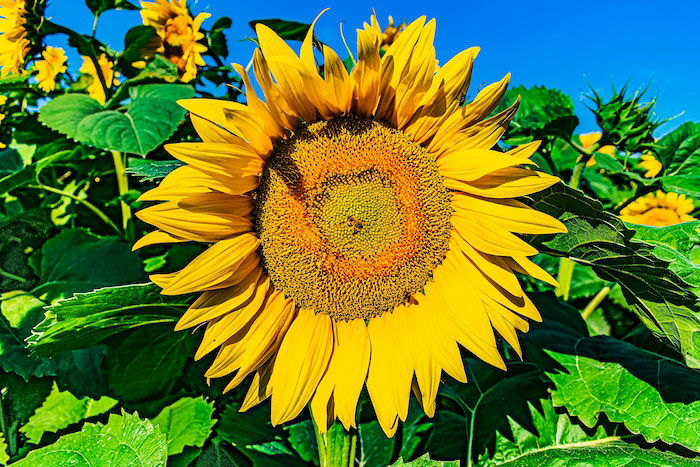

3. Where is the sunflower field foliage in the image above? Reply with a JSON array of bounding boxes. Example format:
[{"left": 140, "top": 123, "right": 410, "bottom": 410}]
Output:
[{"left": 0, "top": 1, "right": 699, "bottom": 466}]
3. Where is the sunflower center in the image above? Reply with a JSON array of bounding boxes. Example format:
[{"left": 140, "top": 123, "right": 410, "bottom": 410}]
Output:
[{"left": 255, "top": 116, "right": 451, "bottom": 320}]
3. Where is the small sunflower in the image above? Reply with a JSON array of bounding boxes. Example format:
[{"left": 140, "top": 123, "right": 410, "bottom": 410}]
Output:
[
  {"left": 638, "top": 153, "right": 662, "bottom": 178},
  {"left": 620, "top": 191, "right": 695, "bottom": 227},
  {"left": 139, "top": 0, "right": 210, "bottom": 82},
  {"left": 0, "top": 94, "right": 6, "bottom": 148},
  {"left": 34, "top": 46, "right": 67, "bottom": 92},
  {"left": 0, "top": 0, "right": 29, "bottom": 77},
  {"left": 579, "top": 132, "right": 616, "bottom": 167},
  {"left": 135, "top": 13, "right": 565, "bottom": 436},
  {"left": 80, "top": 54, "right": 119, "bottom": 105},
  {"left": 372, "top": 14, "right": 405, "bottom": 51}
]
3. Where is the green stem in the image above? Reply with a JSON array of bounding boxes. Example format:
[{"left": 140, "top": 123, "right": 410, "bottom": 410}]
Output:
[
  {"left": 0, "top": 389, "right": 14, "bottom": 457},
  {"left": 339, "top": 22, "right": 356, "bottom": 66},
  {"left": 111, "top": 151, "right": 134, "bottom": 241},
  {"left": 27, "top": 184, "right": 122, "bottom": 236},
  {"left": 91, "top": 14, "right": 99, "bottom": 38},
  {"left": 313, "top": 419, "right": 356, "bottom": 467},
  {"left": 581, "top": 285, "right": 612, "bottom": 321}
]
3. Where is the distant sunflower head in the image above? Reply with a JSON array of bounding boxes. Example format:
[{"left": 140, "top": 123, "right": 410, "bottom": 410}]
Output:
[
  {"left": 79, "top": 54, "right": 119, "bottom": 105},
  {"left": 620, "top": 190, "right": 695, "bottom": 226},
  {"left": 139, "top": 0, "right": 209, "bottom": 82},
  {"left": 135, "top": 11, "right": 565, "bottom": 436},
  {"left": 34, "top": 46, "right": 67, "bottom": 92},
  {"left": 0, "top": 0, "right": 29, "bottom": 77}
]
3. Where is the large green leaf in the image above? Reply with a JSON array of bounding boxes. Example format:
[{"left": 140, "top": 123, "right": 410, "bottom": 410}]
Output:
[
  {"left": 38, "top": 84, "right": 194, "bottom": 156},
  {"left": 31, "top": 228, "right": 145, "bottom": 301},
  {"left": 389, "top": 454, "right": 458, "bottom": 466},
  {"left": 27, "top": 283, "right": 190, "bottom": 357},
  {"left": 152, "top": 397, "right": 215, "bottom": 456},
  {"left": 527, "top": 183, "right": 700, "bottom": 367},
  {"left": 546, "top": 336, "right": 700, "bottom": 452},
  {"left": 106, "top": 325, "right": 194, "bottom": 401},
  {"left": 655, "top": 122, "right": 700, "bottom": 197},
  {"left": 480, "top": 398, "right": 609, "bottom": 466},
  {"left": 19, "top": 383, "right": 117, "bottom": 444},
  {"left": 0, "top": 313, "right": 54, "bottom": 380},
  {"left": 495, "top": 443, "right": 695, "bottom": 466},
  {"left": 249, "top": 19, "right": 311, "bottom": 41},
  {"left": 13, "top": 412, "right": 167, "bottom": 466}
]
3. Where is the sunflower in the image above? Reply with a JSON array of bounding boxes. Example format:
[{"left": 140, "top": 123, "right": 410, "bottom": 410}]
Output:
[
  {"left": 139, "top": 0, "right": 210, "bottom": 82},
  {"left": 135, "top": 13, "right": 565, "bottom": 436},
  {"left": 80, "top": 54, "right": 119, "bottom": 105},
  {"left": 373, "top": 14, "right": 405, "bottom": 51},
  {"left": 0, "top": 0, "right": 29, "bottom": 77},
  {"left": 620, "top": 190, "right": 695, "bottom": 227},
  {"left": 638, "top": 153, "right": 662, "bottom": 178},
  {"left": 34, "top": 47, "right": 67, "bottom": 92},
  {"left": 579, "top": 132, "right": 616, "bottom": 167}
]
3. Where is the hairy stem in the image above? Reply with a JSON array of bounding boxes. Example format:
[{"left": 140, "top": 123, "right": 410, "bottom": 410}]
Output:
[{"left": 313, "top": 418, "right": 356, "bottom": 467}]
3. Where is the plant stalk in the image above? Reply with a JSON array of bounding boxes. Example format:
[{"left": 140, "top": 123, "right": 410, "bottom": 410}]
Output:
[
  {"left": 581, "top": 285, "right": 612, "bottom": 321},
  {"left": 111, "top": 151, "right": 134, "bottom": 241},
  {"left": 28, "top": 184, "right": 122, "bottom": 236},
  {"left": 313, "top": 418, "right": 356, "bottom": 467}
]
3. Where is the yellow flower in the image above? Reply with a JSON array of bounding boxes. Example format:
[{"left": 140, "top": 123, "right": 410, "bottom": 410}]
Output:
[
  {"left": 135, "top": 14, "right": 565, "bottom": 437},
  {"left": 620, "top": 190, "right": 696, "bottom": 226},
  {"left": 80, "top": 55, "right": 119, "bottom": 105},
  {"left": 638, "top": 153, "right": 662, "bottom": 178},
  {"left": 140, "top": 0, "right": 209, "bottom": 82},
  {"left": 34, "top": 47, "right": 67, "bottom": 92},
  {"left": 367, "top": 13, "right": 406, "bottom": 51},
  {"left": 579, "top": 132, "right": 616, "bottom": 167},
  {"left": 0, "top": 0, "right": 29, "bottom": 77}
]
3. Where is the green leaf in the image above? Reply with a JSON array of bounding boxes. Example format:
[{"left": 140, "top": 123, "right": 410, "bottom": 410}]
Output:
[
  {"left": 249, "top": 19, "right": 311, "bottom": 41},
  {"left": 38, "top": 84, "right": 195, "bottom": 156},
  {"left": 31, "top": 228, "right": 145, "bottom": 301},
  {"left": 151, "top": 397, "right": 216, "bottom": 456},
  {"left": 13, "top": 411, "right": 167, "bottom": 467},
  {"left": 1, "top": 291, "right": 44, "bottom": 331},
  {"left": 497, "top": 85, "right": 578, "bottom": 141},
  {"left": 494, "top": 442, "right": 696, "bottom": 466},
  {"left": 86, "top": 0, "right": 139, "bottom": 16},
  {"left": 19, "top": 382, "right": 117, "bottom": 444},
  {"left": 209, "top": 17, "right": 233, "bottom": 58},
  {"left": 127, "top": 158, "right": 183, "bottom": 181},
  {"left": 287, "top": 420, "right": 317, "bottom": 463},
  {"left": 527, "top": 183, "right": 700, "bottom": 367},
  {"left": 27, "top": 283, "right": 190, "bottom": 357},
  {"left": 547, "top": 336, "right": 700, "bottom": 452},
  {"left": 121, "top": 25, "right": 161, "bottom": 63},
  {"left": 0, "top": 431, "right": 8, "bottom": 465},
  {"left": 480, "top": 398, "right": 609, "bottom": 466},
  {"left": 359, "top": 419, "right": 395, "bottom": 467},
  {"left": 655, "top": 122, "right": 700, "bottom": 197},
  {"left": 106, "top": 325, "right": 194, "bottom": 401},
  {"left": 0, "top": 313, "right": 54, "bottom": 380},
  {"left": 389, "top": 453, "right": 458, "bottom": 466},
  {"left": 0, "top": 373, "right": 53, "bottom": 434}
]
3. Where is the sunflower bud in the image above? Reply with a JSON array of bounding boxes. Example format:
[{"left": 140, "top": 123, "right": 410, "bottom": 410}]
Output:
[{"left": 587, "top": 85, "right": 661, "bottom": 154}]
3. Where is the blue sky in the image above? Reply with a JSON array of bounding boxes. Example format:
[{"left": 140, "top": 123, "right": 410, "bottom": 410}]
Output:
[{"left": 48, "top": 0, "right": 699, "bottom": 134}]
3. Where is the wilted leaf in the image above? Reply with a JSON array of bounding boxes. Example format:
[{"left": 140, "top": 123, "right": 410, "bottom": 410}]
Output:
[
  {"left": 31, "top": 228, "right": 145, "bottom": 301},
  {"left": 28, "top": 283, "right": 190, "bottom": 356},
  {"left": 38, "top": 84, "right": 194, "bottom": 156},
  {"left": 547, "top": 336, "right": 700, "bottom": 452},
  {"left": 20, "top": 382, "right": 117, "bottom": 444},
  {"left": 152, "top": 397, "right": 216, "bottom": 455},
  {"left": 13, "top": 411, "right": 167, "bottom": 466}
]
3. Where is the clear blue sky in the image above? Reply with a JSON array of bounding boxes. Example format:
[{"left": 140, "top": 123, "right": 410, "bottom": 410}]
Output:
[{"left": 47, "top": 0, "right": 699, "bottom": 134}]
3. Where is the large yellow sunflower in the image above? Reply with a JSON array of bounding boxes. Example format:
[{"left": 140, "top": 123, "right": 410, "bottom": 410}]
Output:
[
  {"left": 140, "top": 0, "right": 209, "bottom": 82},
  {"left": 135, "top": 13, "right": 565, "bottom": 436},
  {"left": 0, "top": 0, "right": 29, "bottom": 77},
  {"left": 620, "top": 190, "right": 695, "bottom": 226}
]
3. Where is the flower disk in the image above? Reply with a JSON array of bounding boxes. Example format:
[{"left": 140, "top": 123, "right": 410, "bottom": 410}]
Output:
[{"left": 256, "top": 116, "right": 452, "bottom": 320}]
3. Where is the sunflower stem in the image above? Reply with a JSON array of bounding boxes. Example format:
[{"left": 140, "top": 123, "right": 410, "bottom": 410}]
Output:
[
  {"left": 313, "top": 419, "right": 357, "bottom": 467},
  {"left": 111, "top": 151, "right": 134, "bottom": 242},
  {"left": 581, "top": 284, "right": 612, "bottom": 321}
]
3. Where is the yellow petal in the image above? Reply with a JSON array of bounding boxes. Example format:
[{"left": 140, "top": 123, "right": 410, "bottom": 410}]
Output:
[
  {"left": 240, "top": 360, "right": 274, "bottom": 411},
  {"left": 269, "top": 308, "right": 333, "bottom": 425},
  {"left": 447, "top": 168, "right": 560, "bottom": 199},
  {"left": 132, "top": 230, "right": 187, "bottom": 250}
]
